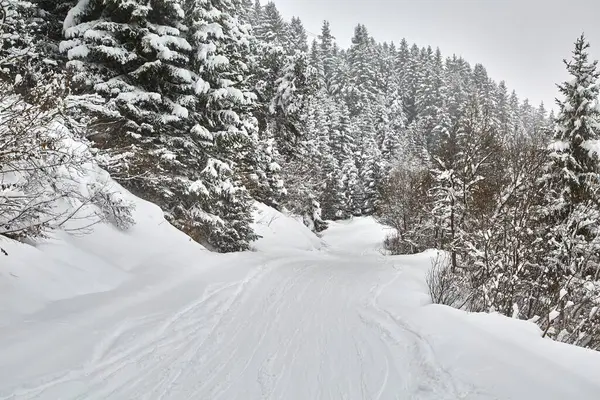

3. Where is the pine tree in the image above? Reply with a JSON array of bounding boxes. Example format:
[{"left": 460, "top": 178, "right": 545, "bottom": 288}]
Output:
[
  {"left": 414, "top": 46, "right": 448, "bottom": 154},
  {"left": 537, "top": 35, "right": 600, "bottom": 344},
  {"left": 318, "top": 140, "right": 345, "bottom": 220},
  {"left": 181, "top": 0, "right": 262, "bottom": 251},
  {"left": 495, "top": 81, "right": 512, "bottom": 141},
  {"left": 328, "top": 102, "right": 355, "bottom": 163},
  {"left": 350, "top": 106, "right": 382, "bottom": 215},
  {"left": 395, "top": 38, "right": 410, "bottom": 93},
  {"left": 319, "top": 20, "right": 336, "bottom": 93},
  {"left": 531, "top": 102, "right": 552, "bottom": 145},
  {"left": 61, "top": 0, "right": 205, "bottom": 239},
  {"left": 250, "top": 1, "right": 310, "bottom": 160},
  {"left": 288, "top": 17, "right": 308, "bottom": 53},
  {"left": 506, "top": 89, "right": 526, "bottom": 140},
  {"left": 415, "top": 46, "right": 436, "bottom": 120},
  {"left": 544, "top": 35, "right": 600, "bottom": 218},
  {"left": 62, "top": 0, "right": 194, "bottom": 136},
  {"left": 341, "top": 129, "right": 362, "bottom": 216},
  {"left": 239, "top": 0, "right": 255, "bottom": 24},
  {"left": 250, "top": 0, "right": 261, "bottom": 26},
  {"left": 402, "top": 44, "right": 422, "bottom": 124},
  {"left": 61, "top": 0, "right": 264, "bottom": 251},
  {"left": 375, "top": 95, "right": 406, "bottom": 166},
  {"left": 1, "top": 0, "right": 71, "bottom": 92},
  {"left": 445, "top": 55, "right": 472, "bottom": 127},
  {"left": 345, "top": 24, "right": 378, "bottom": 115},
  {"left": 254, "top": 1, "right": 287, "bottom": 46}
]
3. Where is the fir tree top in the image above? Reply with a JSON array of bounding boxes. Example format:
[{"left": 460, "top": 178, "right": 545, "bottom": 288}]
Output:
[
  {"left": 548, "top": 34, "right": 600, "bottom": 207},
  {"left": 554, "top": 34, "right": 600, "bottom": 148}
]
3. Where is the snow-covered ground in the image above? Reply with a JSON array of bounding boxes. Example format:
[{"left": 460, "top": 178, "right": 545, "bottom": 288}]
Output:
[{"left": 1, "top": 195, "right": 600, "bottom": 399}]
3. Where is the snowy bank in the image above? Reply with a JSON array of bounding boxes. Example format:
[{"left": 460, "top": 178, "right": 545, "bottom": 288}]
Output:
[
  {"left": 0, "top": 182, "right": 323, "bottom": 323},
  {"left": 0, "top": 183, "right": 209, "bottom": 322},
  {"left": 251, "top": 202, "right": 325, "bottom": 252}
]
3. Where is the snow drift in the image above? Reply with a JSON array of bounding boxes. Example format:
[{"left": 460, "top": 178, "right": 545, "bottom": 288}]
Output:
[
  {"left": 251, "top": 202, "right": 325, "bottom": 252},
  {"left": 0, "top": 169, "right": 321, "bottom": 323}
]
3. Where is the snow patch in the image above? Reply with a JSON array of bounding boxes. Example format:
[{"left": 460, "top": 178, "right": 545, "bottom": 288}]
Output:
[{"left": 251, "top": 202, "right": 325, "bottom": 252}]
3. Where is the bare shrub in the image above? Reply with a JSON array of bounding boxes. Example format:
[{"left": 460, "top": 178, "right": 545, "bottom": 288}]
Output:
[
  {"left": 426, "top": 252, "right": 470, "bottom": 308},
  {"left": 0, "top": 79, "right": 134, "bottom": 251},
  {"left": 377, "top": 163, "right": 435, "bottom": 254}
]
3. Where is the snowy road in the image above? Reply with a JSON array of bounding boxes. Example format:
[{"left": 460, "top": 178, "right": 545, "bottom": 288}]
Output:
[{"left": 1, "top": 217, "right": 600, "bottom": 399}]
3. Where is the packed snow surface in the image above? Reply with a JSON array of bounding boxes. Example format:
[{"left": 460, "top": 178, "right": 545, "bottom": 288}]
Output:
[{"left": 1, "top": 199, "right": 600, "bottom": 399}]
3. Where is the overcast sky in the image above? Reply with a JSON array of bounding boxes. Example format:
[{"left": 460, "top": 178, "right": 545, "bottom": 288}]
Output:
[{"left": 267, "top": 0, "right": 600, "bottom": 110}]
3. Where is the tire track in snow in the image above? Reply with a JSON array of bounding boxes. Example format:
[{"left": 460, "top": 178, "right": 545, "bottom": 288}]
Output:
[
  {"left": 255, "top": 267, "right": 317, "bottom": 400},
  {"left": 359, "top": 266, "right": 466, "bottom": 400},
  {"left": 202, "top": 263, "right": 315, "bottom": 400},
  {"left": 3, "top": 263, "right": 271, "bottom": 400},
  {"left": 97, "top": 262, "right": 275, "bottom": 399}
]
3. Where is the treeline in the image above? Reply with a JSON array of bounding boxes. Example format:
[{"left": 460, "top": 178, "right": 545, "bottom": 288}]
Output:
[
  {"left": 378, "top": 35, "right": 600, "bottom": 350},
  {"left": 2, "top": 0, "right": 548, "bottom": 251}
]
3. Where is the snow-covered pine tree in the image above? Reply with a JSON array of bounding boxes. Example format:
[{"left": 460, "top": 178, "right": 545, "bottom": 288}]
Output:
[
  {"left": 371, "top": 41, "right": 406, "bottom": 169},
  {"left": 543, "top": 34, "right": 600, "bottom": 249},
  {"left": 61, "top": 0, "right": 263, "bottom": 252},
  {"left": 444, "top": 55, "right": 472, "bottom": 127},
  {"left": 538, "top": 34, "right": 600, "bottom": 345},
  {"left": 285, "top": 84, "right": 331, "bottom": 230},
  {"left": 494, "top": 81, "right": 513, "bottom": 144},
  {"left": 1, "top": 0, "right": 42, "bottom": 84},
  {"left": 250, "top": 1, "right": 309, "bottom": 159},
  {"left": 531, "top": 102, "right": 552, "bottom": 146},
  {"left": 240, "top": 134, "right": 286, "bottom": 210},
  {"left": 318, "top": 20, "right": 337, "bottom": 93},
  {"left": 349, "top": 105, "right": 382, "bottom": 215},
  {"left": 1, "top": 0, "right": 72, "bottom": 93},
  {"left": 61, "top": 0, "right": 198, "bottom": 217},
  {"left": 413, "top": 46, "right": 449, "bottom": 156},
  {"left": 328, "top": 101, "right": 355, "bottom": 167},
  {"left": 227, "top": 1, "right": 288, "bottom": 211},
  {"left": 62, "top": 0, "right": 194, "bottom": 136},
  {"left": 359, "top": 132, "right": 383, "bottom": 215},
  {"left": 345, "top": 24, "right": 378, "bottom": 115},
  {"left": 287, "top": 17, "right": 308, "bottom": 54},
  {"left": 372, "top": 92, "right": 405, "bottom": 171},
  {"left": 270, "top": 48, "right": 315, "bottom": 156},
  {"left": 317, "top": 138, "right": 345, "bottom": 221},
  {"left": 238, "top": 0, "right": 255, "bottom": 25},
  {"left": 471, "top": 64, "right": 496, "bottom": 112},
  {"left": 254, "top": 1, "right": 287, "bottom": 46},
  {"left": 179, "top": 0, "right": 262, "bottom": 251},
  {"left": 402, "top": 44, "right": 422, "bottom": 125},
  {"left": 395, "top": 38, "right": 410, "bottom": 95},
  {"left": 329, "top": 102, "right": 357, "bottom": 219},
  {"left": 415, "top": 46, "right": 436, "bottom": 118}
]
